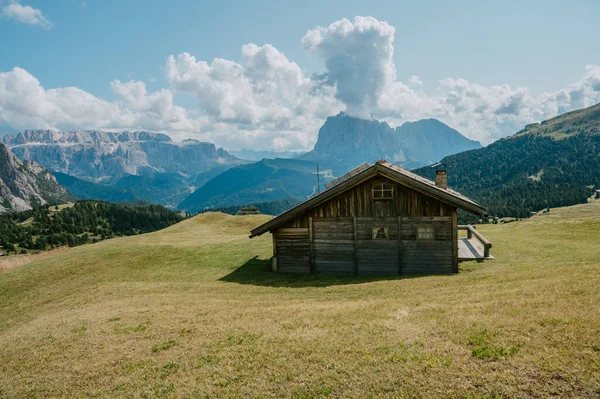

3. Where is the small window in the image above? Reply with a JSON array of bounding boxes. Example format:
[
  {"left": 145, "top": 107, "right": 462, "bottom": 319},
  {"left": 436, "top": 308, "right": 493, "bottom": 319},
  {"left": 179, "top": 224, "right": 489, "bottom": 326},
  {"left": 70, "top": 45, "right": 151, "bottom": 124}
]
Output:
[
  {"left": 417, "top": 226, "right": 435, "bottom": 241},
  {"left": 372, "top": 183, "right": 393, "bottom": 200},
  {"left": 372, "top": 226, "right": 389, "bottom": 240}
]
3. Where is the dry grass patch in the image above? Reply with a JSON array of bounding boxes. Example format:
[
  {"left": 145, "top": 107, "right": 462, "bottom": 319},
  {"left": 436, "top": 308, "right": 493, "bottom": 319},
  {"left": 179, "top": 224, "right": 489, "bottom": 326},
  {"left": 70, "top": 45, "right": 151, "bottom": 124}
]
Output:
[
  {"left": 1, "top": 210, "right": 600, "bottom": 397},
  {"left": 0, "top": 247, "right": 68, "bottom": 273}
]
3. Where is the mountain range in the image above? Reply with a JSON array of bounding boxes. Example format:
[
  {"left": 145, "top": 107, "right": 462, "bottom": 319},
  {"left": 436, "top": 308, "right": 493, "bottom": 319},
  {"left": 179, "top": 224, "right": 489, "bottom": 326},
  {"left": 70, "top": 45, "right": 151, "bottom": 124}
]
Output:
[
  {"left": 9, "top": 104, "right": 599, "bottom": 218},
  {"left": 1, "top": 115, "right": 480, "bottom": 210},
  {"left": 0, "top": 142, "right": 71, "bottom": 212},
  {"left": 3, "top": 130, "right": 246, "bottom": 207}
]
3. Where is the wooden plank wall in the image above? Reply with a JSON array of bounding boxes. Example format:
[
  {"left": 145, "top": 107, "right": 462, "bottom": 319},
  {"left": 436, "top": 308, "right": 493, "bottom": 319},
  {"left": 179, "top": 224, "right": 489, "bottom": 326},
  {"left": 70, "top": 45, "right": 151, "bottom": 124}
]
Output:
[
  {"left": 281, "top": 176, "right": 453, "bottom": 228},
  {"left": 273, "top": 174, "right": 458, "bottom": 275},
  {"left": 401, "top": 217, "right": 453, "bottom": 274},
  {"left": 356, "top": 217, "right": 398, "bottom": 275},
  {"left": 313, "top": 217, "right": 354, "bottom": 274},
  {"left": 274, "top": 228, "right": 310, "bottom": 273}
]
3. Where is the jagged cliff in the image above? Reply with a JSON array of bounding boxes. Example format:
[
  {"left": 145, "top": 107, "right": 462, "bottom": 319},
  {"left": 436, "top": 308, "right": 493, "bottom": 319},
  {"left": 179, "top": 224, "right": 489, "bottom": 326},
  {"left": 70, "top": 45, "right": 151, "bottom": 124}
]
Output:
[
  {"left": 0, "top": 142, "right": 70, "bottom": 212},
  {"left": 3, "top": 130, "right": 242, "bottom": 181}
]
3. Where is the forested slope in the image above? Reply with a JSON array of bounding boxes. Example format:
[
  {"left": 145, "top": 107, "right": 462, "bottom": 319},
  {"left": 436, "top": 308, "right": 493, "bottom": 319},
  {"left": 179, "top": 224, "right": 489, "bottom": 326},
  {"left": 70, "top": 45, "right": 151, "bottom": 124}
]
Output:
[{"left": 414, "top": 103, "right": 600, "bottom": 218}]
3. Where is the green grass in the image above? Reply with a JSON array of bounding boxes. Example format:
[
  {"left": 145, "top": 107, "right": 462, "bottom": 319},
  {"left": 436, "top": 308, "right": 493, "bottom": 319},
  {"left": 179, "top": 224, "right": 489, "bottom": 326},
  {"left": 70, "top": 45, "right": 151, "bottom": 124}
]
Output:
[{"left": 1, "top": 208, "right": 600, "bottom": 398}]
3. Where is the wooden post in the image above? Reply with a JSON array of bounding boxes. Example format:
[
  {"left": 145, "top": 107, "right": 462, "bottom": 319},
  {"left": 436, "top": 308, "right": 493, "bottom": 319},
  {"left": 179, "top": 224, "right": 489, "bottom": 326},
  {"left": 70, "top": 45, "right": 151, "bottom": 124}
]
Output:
[
  {"left": 308, "top": 217, "right": 315, "bottom": 273},
  {"left": 272, "top": 232, "right": 278, "bottom": 272},
  {"left": 397, "top": 216, "right": 403, "bottom": 275},
  {"left": 451, "top": 210, "right": 458, "bottom": 273},
  {"left": 353, "top": 216, "right": 358, "bottom": 275}
]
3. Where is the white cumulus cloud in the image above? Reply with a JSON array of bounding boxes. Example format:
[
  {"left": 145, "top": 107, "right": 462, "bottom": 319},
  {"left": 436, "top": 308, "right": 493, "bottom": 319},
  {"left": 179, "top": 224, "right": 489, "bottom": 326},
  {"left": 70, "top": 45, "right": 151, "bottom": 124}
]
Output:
[
  {"left": 1, "top": 16, "right": 600, "bottom": 150},
  {"left": 0, "top": 67, "right": 206, "bottom": 137},
  {"left": 165, "top": 43, "right": 342, "bottom": 149},
  {"left": 1, "top": 1, "right": 53, "bottom": 29}
]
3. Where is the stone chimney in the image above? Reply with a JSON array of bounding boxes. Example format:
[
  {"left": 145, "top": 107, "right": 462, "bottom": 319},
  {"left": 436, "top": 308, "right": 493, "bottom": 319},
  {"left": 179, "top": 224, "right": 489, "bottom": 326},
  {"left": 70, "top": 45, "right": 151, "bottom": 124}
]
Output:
[{"left": 435, "top": 169, "right": 448, "bottom": 189}]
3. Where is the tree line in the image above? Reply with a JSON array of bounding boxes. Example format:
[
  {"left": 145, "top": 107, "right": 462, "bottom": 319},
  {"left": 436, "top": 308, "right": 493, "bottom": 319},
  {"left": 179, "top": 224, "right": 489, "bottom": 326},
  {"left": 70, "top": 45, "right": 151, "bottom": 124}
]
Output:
[
  {"left": 0, "top": 201, "right": 185, "bottom": 254},
  {"left": 197, "top": 197, "right": 300, "bottom": 216}
]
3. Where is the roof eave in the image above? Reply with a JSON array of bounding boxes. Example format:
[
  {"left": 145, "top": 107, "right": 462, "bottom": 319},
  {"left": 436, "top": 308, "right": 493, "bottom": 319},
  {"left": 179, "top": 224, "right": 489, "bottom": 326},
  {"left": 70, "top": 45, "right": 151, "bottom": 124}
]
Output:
[
  {"left": 249, "top": 163, "right": 487, "bottom": 237},
  {"left": 249, "top": 166, "right": 380, "bottom": 237}
]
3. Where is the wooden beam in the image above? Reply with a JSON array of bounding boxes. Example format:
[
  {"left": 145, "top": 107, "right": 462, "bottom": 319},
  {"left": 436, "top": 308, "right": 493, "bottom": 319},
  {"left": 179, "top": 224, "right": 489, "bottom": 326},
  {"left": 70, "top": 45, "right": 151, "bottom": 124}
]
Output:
[
  {"left": 272, "top": 233, "right": 278, "bottom": 272},
  {"left": 458, "top": 224, "right": 492, "bottom": 259},
  {"left": 308, "top": 217, "right": 315, "bottom": 273},
  {"left": 452, "top": 210, "right": 459, "bottom": 273},
  {"left": 353, "top": 216, "right": 358, "bottom": 275},
  {"left": 397, "top": 216, "right": 403, "bottom": 275}
]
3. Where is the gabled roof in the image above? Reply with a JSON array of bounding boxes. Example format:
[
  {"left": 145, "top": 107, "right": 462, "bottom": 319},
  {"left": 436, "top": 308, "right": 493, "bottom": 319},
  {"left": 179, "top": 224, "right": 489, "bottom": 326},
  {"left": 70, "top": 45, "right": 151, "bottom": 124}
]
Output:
[{"left": 250, "top": 160, "right": 486, "bottom": 237}]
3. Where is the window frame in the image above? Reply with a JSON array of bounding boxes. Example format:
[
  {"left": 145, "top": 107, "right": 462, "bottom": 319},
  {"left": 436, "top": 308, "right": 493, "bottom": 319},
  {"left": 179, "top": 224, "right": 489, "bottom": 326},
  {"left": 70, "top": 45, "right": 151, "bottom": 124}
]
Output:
[
  {"left": 371, "top": 183, "right": 394, "bottom": 201},
  {"left": 372, "top": 226, "right": 390, "bottom": 240},
  {"left": 416, "top": 225, "right": 435, "bottom": 241}
]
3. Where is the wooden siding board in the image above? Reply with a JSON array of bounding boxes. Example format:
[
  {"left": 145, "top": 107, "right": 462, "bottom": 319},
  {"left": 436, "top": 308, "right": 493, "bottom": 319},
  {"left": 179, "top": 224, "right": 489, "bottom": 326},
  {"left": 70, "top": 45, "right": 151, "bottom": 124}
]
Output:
[
  {"left": 313, "top": 219, "right": 355, "bottom": 275},
  {"left": 274, "top": 228, "right": 310, "bottom": 273},
  {"left": 355, "top": 216, "right": 399, "bottom": 275}
]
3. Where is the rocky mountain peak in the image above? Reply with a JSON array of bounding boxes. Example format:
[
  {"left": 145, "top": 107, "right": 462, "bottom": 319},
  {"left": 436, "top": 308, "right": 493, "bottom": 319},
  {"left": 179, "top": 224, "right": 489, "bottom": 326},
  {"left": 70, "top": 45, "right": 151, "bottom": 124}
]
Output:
[
  {"left": 302, "top": 114, "right": 481, "bottom": 174},
  {"left": 0, "top": 142, "right": 70, "bottom": 212}
]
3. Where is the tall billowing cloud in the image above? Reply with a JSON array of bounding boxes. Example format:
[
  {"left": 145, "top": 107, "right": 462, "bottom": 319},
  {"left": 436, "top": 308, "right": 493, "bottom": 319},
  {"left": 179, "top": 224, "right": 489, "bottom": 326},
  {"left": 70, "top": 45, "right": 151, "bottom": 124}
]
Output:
[
  {"left": 1, "top": 2, "right": 53, "bottom": 29},
  {"left": 301, "top": 17, "right": 600, "bottom": 144},
  {"left": 302, "top": 17, "right": 396, "bottom": 119}
]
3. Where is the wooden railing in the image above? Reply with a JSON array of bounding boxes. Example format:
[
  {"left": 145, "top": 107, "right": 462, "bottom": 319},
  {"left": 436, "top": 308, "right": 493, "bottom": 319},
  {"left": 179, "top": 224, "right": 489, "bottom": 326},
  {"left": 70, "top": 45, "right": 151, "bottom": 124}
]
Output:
[{"left": 458, "top": 225, "right": 492, "bottom": 258}]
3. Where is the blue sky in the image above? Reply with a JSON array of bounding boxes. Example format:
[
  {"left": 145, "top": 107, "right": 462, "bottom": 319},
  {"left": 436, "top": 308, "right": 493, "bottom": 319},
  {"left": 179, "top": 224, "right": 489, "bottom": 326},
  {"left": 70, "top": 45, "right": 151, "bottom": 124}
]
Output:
[{"left": 1, "top": 0, "right": 600, "bottom": 150}]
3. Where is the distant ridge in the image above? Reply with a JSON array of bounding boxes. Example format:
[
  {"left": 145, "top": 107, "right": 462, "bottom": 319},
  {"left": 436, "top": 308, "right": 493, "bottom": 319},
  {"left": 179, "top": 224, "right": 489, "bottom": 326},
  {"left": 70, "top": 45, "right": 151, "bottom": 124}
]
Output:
[
  {"left": 3, "top": 129, "right": 242, "bottom": 180},
  {"left": 177, "top": 158, "right": 331, "bottom": 212}
]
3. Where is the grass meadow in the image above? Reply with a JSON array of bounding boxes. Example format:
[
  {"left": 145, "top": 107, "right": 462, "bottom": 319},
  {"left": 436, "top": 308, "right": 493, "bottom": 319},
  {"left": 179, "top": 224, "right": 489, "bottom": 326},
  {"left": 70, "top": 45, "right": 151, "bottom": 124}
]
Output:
[{"left": 1, "top": 205, "right": 600, "bottom": 398}]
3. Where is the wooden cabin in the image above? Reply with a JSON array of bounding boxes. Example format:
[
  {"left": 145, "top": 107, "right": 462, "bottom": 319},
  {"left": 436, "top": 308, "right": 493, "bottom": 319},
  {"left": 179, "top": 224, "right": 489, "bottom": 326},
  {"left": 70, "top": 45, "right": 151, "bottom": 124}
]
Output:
[
  {"left": 236, "top": 206, "right": 260, "bottom": 215},
  {"left": 250, "top": 160, "right": 492, "bottom": 275}
]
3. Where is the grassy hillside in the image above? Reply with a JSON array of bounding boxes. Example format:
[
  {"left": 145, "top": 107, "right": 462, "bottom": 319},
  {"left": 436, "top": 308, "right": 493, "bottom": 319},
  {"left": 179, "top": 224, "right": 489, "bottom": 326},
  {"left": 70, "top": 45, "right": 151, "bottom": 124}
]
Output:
[
  {"left": 1, "top": 207, "right": 600, "bottom": 397},
  {"left": 514, "top": 102, "right": 600, "bottom": 139}
]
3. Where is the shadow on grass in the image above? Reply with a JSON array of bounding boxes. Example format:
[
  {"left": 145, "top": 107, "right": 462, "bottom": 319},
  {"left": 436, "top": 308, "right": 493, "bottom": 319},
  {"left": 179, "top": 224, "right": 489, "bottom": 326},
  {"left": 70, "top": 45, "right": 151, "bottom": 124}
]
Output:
[{"left": 220, "top": 256, "right": 419, "bottom": 288}]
